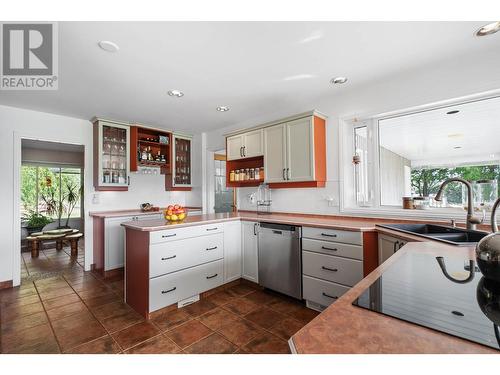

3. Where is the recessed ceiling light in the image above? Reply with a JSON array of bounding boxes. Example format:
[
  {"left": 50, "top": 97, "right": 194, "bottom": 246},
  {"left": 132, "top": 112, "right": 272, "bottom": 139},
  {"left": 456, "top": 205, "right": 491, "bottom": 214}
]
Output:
[
  {"left": 447, "top": 133, "right": 464, "bottom": 139},
  {"left": 475, "top": 21, "right": 500, "bottom": 37},
  {"left": 454, "top": 146, "right": 462, "bottom": 149},
  {"left": 98, "top": 41, "right": 119, "bottom": 52},
  {"left": 167, "top": 90, "right": 184, "bottom": 98},
  {"left": 446, "top": 110, "right": 460, "bottom": 115},
  {"left": 330, "top": 77, "right": 348, "bottom": 85},
  {"left": 283, "top": 74, "right": 315, "bottom": 81},
  {"left": 216, "top": 106, "right": 230, "bottom": 112}
]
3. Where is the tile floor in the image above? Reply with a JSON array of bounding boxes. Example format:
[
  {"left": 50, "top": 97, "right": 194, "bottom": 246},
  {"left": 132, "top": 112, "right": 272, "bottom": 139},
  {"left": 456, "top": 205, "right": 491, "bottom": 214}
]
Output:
[{"left": 0, "top": 241, "right": 318, "bottom": 354}]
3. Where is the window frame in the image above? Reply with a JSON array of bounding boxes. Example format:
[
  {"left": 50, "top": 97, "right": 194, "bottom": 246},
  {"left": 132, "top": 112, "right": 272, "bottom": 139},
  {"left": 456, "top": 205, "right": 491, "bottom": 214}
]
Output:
[{"left": 339, "top": 92, "right": 500, "bottom": 224}]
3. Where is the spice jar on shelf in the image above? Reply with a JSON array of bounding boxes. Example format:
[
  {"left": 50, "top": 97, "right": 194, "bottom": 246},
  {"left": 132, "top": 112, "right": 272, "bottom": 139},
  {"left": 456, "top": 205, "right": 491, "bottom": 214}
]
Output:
[
  {"left": 229, "top": 170, "right": 235, "bottom": 182},
  {"left": 249, "top": 168, "right": 255, "bottom": 180},
  {"left": 235, "top": 169, "right": 240, "bottom": 181},
  {"left": 245, "top": 168, "right": 250, "bottom": 181},
  {"left": 259, "top": 167, "right": 264, "bottom": 180}
]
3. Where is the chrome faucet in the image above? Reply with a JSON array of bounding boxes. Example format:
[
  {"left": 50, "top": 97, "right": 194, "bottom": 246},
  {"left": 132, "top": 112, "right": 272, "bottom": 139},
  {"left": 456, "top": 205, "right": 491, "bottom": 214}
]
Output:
[
  {"left": 434, "top": 177, "right": 482, "bottom": 230},
  {"left": 491, "top": 197, "right": 500, "bottom": 232}
]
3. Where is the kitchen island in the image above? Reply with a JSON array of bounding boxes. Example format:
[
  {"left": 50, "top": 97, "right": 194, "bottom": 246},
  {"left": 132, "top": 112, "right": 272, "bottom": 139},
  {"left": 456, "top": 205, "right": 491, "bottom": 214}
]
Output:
[{"left": 290, "top": 241, "right": 498, "bottom": 354}]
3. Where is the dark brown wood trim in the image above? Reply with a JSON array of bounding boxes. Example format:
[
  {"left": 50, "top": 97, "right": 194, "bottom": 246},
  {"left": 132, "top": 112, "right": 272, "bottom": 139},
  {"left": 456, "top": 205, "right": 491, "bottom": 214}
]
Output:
[
  {"left": 0, "top": 280, "right": 13, "bottom": 290},
  {"left": 125, "top": 228, "right": 150, "bottom": 319},
  {"left": 92, "top": 217, "right": 105, "bottom": 273},
  {"left": 362, "top": 231, "right": 378, "bottom": 277}
]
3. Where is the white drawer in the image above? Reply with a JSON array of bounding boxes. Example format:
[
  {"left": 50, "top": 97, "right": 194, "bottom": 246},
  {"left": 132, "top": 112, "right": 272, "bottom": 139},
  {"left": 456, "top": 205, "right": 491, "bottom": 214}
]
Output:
[
  {"left": 302, "top": 250, "right": 363, "bottom": 286},
  {"left": 302, "top": 227, "right": 362, "bottom": 245},
  {"left": 150, "top": 223, "right": 223, "bottom": 244},
  {"left": 149, "top": 259, "right": 224, "bottom": 312},
  {"left": 149, "top": 233, "right": 224, "bottom": 278},
  {"left": 302, "top": 238, "right": 363, "bottom": 260},
  {"left": 303, "top": 275, "right": 350, "bottom": 308}
]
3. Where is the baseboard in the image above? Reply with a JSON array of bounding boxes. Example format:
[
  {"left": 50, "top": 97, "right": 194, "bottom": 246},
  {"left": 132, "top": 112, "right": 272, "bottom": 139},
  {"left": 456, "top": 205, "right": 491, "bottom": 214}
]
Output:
[{"left": 0, "top": 280, "right": 13, "bottom": 290}]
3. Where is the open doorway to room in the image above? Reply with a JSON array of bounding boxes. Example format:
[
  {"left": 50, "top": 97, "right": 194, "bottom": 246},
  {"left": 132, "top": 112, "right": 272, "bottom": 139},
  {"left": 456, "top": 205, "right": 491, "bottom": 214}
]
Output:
[
  {"left": 214, "top": 151, "right": 236, "bottom": 213},
  {"left": 20, "top": 139, "right": 85, "bottom": 280}
]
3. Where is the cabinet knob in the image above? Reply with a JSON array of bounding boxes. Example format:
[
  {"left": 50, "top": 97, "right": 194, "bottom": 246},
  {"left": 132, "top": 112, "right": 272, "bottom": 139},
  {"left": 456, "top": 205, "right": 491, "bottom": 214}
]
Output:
[
  {"left": 322, "top": 292, "right": 338, "bottom": 299},
  {"left": 321, "top": 233, "right": 337, "bottom": 238},
  {"left": 206, "top": 273, "right": 218, "bottom": 279},
  {"left": 161, "top": 287, "right": 176, "bottom": 294},
  {"left": 206, "top": 246, "right": 218, "bottom": 251},
  {"left": 321, "top": 266, "right": 338, "bottom": 272},
  {"left": 161, "top": 255, "right": 176, "bottom": 260},
  {"left": 321, "top": 246, "right": 337, "bottom": 251},
  {"left": 162, "top": 233, "right": 177, "bottom": 238}
]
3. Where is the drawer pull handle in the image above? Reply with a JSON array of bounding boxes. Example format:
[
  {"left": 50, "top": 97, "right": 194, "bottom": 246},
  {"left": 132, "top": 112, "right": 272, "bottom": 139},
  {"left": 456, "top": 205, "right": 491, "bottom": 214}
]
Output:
[
  {"left": 206, "top": 273, "right": 218, "bottom": 279},
  {"left": 321, "top": 246, "right": 337, "bottom": 251},
  {"left": 206, "top": 227, "right": 218, "bottom": 231},
  {"left": 161, "top": 287, "right": 177, "bottom": 294},
  {"left": 206, "top": 246, "right": 218, "bottom": 251},
  {"left": 321, "top": 233, "right": 337, "bottom": 238},
  {"left": 322, "top": 292, "right": 338, "bottom": 299},
  {"left": 161, "top": 255, "right": 176, "bottom": 260},
  {"left": 162, "top": 233, "right": 177, "bottom": 238},
  {"left": 321, "top": 266, "right": 338, "bottom": 272}
]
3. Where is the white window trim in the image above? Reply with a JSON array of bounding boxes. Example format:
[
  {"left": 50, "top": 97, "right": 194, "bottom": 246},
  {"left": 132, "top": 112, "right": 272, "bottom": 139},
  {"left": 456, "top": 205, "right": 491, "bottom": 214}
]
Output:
[{"left": 338, "top": 89, "right": 500, "bottom": 225}]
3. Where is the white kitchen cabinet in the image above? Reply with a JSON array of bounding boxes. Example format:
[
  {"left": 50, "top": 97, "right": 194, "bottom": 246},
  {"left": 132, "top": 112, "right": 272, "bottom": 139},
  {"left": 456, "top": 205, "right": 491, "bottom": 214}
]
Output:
[
  {"left": 286, "top": 117, "right": 314, "bottom": 182},
  {"left": 263, "top": 116, "right": 315, "bottom": 183},
  {"left": 263, "top": 123, "right": 287, "bottom": 182},
  {"left": 241, "top": 221, "right": 259, "bottom": 283},
  {"left": 223, "top": 221, "right": 242, "bottom": 282},
  {"left": 378, "top": 234, "right": 408, "bottom": 265},
  {"left": 227, "top": 129, "right": 263, "bottom": 160}
]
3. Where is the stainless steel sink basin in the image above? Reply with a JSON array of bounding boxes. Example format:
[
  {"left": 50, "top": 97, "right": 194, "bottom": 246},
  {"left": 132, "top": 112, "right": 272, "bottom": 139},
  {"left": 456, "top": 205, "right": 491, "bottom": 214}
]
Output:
[{"left": 376, "top": 223, "right": 489, "bottom": 246}]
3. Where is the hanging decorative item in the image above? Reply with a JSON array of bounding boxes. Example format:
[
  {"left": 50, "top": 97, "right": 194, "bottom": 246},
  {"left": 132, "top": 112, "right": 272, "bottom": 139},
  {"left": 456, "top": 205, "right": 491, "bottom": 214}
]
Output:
[
  {"left": 352, "top": 153, "right": 361, "bottom": 165},
  {"left": 45, "top": 176, "right": 52, "bottom": 187}
]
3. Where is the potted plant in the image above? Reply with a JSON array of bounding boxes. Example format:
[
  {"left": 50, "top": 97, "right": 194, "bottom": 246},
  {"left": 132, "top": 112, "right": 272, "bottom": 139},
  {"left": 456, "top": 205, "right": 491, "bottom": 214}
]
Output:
[{"left": 23, "top": 211, "right": 53, "bottom": 234}]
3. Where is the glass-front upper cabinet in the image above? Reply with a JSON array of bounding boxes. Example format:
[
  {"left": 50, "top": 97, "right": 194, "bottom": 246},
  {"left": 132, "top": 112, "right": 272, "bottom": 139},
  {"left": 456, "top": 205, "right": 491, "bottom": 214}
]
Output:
[
  {"left": 93, "top": 119, "right": 130, "bottom": 191},
  {"left": 171, "top": 134, "right": 192, "bottom": 189}
]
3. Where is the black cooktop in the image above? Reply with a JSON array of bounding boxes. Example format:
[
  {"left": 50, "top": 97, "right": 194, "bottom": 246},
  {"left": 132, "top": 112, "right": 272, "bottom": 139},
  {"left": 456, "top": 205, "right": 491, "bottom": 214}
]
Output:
[{"left": 352, "top": 252, "right": 500, "bottom": 351}]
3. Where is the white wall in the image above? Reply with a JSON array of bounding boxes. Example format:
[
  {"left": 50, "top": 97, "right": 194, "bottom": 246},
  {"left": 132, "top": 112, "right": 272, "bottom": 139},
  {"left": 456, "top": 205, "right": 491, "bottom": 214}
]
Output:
[
  {"left": 0, "top": 104, "right": 202, "bottom": 284},
  {"left": 205, "top": 49, "right": 500, "bottom": 215}
]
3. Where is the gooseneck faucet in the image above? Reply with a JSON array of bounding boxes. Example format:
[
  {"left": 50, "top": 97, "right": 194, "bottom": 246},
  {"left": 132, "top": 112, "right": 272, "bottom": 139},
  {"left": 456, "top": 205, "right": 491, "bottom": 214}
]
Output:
[
  {"left": 491, "top": 197, "right": 500, "bottom": 233},
  {"left": 434, "top": 177, "right": 482, "bottom": 230}
]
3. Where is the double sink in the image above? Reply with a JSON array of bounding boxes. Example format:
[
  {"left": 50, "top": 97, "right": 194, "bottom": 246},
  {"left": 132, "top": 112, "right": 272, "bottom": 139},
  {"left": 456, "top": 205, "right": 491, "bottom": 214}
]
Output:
[{"left": 376, "top": 223, "right": 488, "bottom": 246}]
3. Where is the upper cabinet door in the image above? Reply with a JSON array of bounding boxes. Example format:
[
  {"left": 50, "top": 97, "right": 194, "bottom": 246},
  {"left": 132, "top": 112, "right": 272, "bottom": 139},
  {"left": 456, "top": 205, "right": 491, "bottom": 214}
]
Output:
[
  {"left": 264, "top": 123, "right": 287, "bottom": 183},
  {"left": 172, "top": 134, "right": 192, "bottom": 187},
  {"left": 286, "top": 117, "right": 314, "bottom": 182},
  {"left": 226, "top": 135, "right": 244, "bottom": 161},
  {"left": 242, "top": 129, "right": 263, "bottom": 158}
]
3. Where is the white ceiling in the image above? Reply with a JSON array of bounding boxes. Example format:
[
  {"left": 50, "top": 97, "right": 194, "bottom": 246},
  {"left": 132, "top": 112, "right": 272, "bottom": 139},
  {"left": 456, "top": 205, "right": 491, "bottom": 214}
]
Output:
[
  {"left": 379, "top": 95, "right": 500, "bottom": 166},
  {"left": 1, "top": 21, "right": 499, "bottom": 133}
]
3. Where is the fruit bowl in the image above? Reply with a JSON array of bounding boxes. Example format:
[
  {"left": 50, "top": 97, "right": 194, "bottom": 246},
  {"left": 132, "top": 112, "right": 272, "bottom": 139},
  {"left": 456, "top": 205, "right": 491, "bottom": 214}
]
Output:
[{"left": 164, "top": 204, "right": 187, "bottom": 223}]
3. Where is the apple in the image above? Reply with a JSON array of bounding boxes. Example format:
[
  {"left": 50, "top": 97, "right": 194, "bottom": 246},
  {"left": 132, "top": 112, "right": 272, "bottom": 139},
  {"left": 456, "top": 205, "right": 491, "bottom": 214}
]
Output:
[
  {"left": 167, "top": 210, "right": 173, "bottom": 215},
  {"left": 174, "top": 204, "right": 180, "bottom": 210},
  {"left": 167, "top": 205, "right": 174, "bottom": 211},
  {"left": 177, "top": 208, "right": 185, "bottom": 214}
]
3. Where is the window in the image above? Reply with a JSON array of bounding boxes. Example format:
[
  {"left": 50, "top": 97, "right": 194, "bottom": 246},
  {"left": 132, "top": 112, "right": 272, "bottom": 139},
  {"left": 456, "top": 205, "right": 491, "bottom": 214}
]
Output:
[
  {"left": 346, "top": 95, "right": 500, "bottom": 216},
  {"left": 21, "top": 164, "right": 83, "bottom": 224}
]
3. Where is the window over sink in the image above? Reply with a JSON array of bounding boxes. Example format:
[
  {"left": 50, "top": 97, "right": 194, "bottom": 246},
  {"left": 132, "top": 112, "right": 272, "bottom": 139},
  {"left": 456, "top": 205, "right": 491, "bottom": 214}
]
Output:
[{"left": 342, "top": 94, "right": 500, "bottom": 219}]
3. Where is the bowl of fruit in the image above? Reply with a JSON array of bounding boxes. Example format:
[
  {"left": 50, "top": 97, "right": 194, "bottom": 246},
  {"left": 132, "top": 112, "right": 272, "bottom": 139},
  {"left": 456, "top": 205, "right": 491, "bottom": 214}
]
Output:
[{"left": 164, "top": 204, "right": 187, "bottom": 223}]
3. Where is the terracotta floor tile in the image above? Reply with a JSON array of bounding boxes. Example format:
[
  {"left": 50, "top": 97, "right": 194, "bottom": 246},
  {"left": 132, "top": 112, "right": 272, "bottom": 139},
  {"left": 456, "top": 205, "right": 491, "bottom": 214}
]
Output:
[
  {"left": 165, "top": 320, "right": 212, "bottom": 349},
  {"left": 65, "top": 335, "right": 121, "bottom": 354},
  {"left": 222, "top": 298, "right": 259, "bottom": 316},
  {"left": 243, "top": 290, "right": 282, "bottom": 305},
  {"left": 226, "top": 283, "right": 256, "bottom": 297},
  {"left": 100, "top": 310, "right": 144, "bottom": 333},
  {"left": 182, "top": 299, "right": 218, "bottom": 317},
  {"left": 51, "top": 311, "right": 107, "bottom": 352},
  {"left": 1, "top": 323, "right": 60, "bottom": 354},
  {"left": 0, "top": 300, "right": 44, "bottom": 321},
  {"left": 124, "top": 335, "right": 180, "bottom": 354},
  {"left": 43, "top": 293, "right": 81, "bottom": 310},
  {"left": 77, "top": 285, "right": 113, "bottom": 300},
  {"left": 46, "top": 301, "right": 88, "bottom": 321},
  {"left": 244, "top": 307, "right": 286, "bottom": 329},
  {"left": 268, "top": 317, "right": 305, "bottom": 341},
  {"left": 268, "top": 298, "right": 304, "bottom": 315},
  {"left": 197, "top": 307, "right": 239, "bottom": 331},
  {"left": 92, "top": 300, "right": 135, "bottom": 321},
  {"left": 82, "top": 291, "right": 120, "bottom": 308},
  {"left": 184, "top": 333, "right": 237, "bottom": 354},
  {"left": 1, "top": 310, "right": 48, "bottom": 335},
  {"left": 287, "top": 306, "right": 319, "bottom": 324},
  {"left": 38, "top": 286, "right": 75, "bottom": 301},
  {"left": 217, "top": 318, "right": 263, "bottom": 347},
  {"left": 242, "top": 332, "right": 290, "bottom": 354},
  {"left": 151, "top": 308, "right": 192, "bottom": 331},
  {"left": 111, "top": 321, "right": 160, "bottom": 350},
  {"left": 206, "top": 290, "right": 239, "bottom": 306}
]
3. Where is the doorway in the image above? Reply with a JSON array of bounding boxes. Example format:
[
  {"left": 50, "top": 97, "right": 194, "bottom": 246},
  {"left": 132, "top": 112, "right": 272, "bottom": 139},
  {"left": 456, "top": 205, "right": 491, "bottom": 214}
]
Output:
[
  {"left": 214, "top": 152, "right": 236, "bottom": 213},
  {"left": 20, "top": 139, "right": 85, "bottom": 280}
]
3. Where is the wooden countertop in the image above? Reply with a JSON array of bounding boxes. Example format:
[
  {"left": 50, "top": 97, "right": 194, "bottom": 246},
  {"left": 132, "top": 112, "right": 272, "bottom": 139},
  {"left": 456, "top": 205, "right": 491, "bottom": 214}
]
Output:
[
  {"left": 89, "top": 206, "right": 202, "bottom": 218},
  {"left": 290, "top": 241, "right": 496, "bottom": 354}
]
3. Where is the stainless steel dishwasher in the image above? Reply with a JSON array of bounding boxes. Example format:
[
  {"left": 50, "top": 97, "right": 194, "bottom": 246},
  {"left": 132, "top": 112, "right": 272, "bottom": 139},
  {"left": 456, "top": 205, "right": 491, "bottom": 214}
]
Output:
[{"left": 258, "top": 222, "right": 302, "bottom": 299}]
